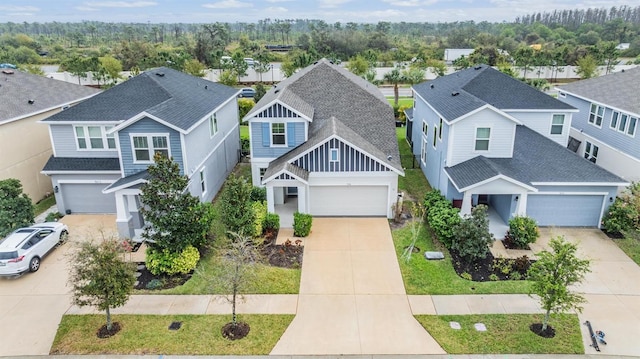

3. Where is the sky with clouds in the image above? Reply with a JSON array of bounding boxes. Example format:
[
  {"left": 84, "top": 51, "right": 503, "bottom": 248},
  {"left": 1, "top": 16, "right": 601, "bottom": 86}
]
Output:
[{"left": 1, "top": 0, "right": 633, "bottom": 24}]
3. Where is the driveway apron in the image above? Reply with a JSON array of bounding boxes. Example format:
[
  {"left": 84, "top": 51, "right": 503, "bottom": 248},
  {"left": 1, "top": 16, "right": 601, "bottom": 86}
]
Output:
[
  {"left": 270, "top": 218, "right": 445, "bottom": 355},
  {"left": 0, "top": 215, "right": 117, "bottom": 356}
]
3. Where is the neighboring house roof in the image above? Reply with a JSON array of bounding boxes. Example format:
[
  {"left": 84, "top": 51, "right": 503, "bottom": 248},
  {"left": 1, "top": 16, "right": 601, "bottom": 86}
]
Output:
[
  {"left": 557, "top": 67, "right": 640, "bottom": 116},
  {"left": 41, "top": 156, "right": 120, "bottom": 173},
  {"left": 0, "top": 70, "right": 100, "bottom": 125},
  {"left": 42, "top": 67, "right": 238, "bottom": 131},
  {"left": 445, "top": 125, "right": 627, "bottom": 191},
  {"left": 103, "top": 170, "right": 150, "bottom": 193},
  {"left": 250, "top": 59, "right": 402, "bottom": 172},
  {"left": 413, "top": 65, "right": 575, "bottom": 121}
]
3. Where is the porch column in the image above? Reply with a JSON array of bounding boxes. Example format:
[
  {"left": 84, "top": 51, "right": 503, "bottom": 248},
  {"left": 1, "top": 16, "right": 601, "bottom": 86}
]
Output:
[
  {"left": 266, "top": 186, "right": 275, "bottom": 213},
  {"left": 114, "top": 192, "right": 134, "bottom": 239},
  {"left": 460, "top": 191, "right": 473, "bottom": 216},
  {"left": 297, "top": 186, "right": 306, "bottom": 214},
  {"left": 516, "top": 192, "right": 528, "bottom": 216}
]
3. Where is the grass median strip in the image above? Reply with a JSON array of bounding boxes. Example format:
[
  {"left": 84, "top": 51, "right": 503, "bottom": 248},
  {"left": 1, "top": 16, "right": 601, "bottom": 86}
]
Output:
[
  {"left": 415, "top": 313, "right": 583, "bottom": 354},
  {"left": 51, "top": 314, "right": 294, "bottom": 355}
]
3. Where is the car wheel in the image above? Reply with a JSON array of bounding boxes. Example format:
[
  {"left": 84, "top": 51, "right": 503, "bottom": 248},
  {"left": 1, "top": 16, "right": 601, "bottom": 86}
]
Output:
[
  {"left": 29, "top": 257, "right": 41, "bottom": 272},
  {"left": 239, "top": 94, "right": 244, "bottom": 98},
  {"left": 58, "top": 230, "right": 69, "bottom": 245}
]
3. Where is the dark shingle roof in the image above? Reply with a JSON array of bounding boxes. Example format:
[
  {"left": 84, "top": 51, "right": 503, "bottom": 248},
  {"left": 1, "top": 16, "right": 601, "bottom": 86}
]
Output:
[
  {"left": 42, "top": 67, "right": 238, "bottom": 132},
  {"left": 0, "top": 70, "right": 99, "bottom": 123},
  {"left": 557, "top": 66, "right": 640, "bottom": 115},
  {"left": 103, "top": 170, "right": 150, "bottom": 193},
  {"left": 445, "top": 125, "right": 627, "bottom": 190},
  {"left": 42, "top": 156, "right": 120, "bottom": 172},
  {"left": 413, "top": 65, "right": 575, "bottom": 121},
  {"left": 249, "top": 59, "right": 401, "bottom": 171}
]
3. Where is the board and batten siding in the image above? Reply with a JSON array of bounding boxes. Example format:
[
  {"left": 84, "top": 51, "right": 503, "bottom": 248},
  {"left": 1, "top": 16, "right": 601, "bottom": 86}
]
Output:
[
  {"left": 117, "top": 117, "right": 183, "bottom": 176},
  {"left": 48, "top": 124, "right": 119, "bottom": 158},
  {"left": 292, "top": 138, "right": 392, "bottom": 173},
  {"left": 506, "top": 110, "right": 573, "bottom": 146},
  {"left": 250, "top": 121, "right": 305, "bottom": 158},
  {"left": 561, "top": 94, "right": 640, "bottom": 160},
  {"left": 448, "top": 108, "right": 516, "bottom": 167}
]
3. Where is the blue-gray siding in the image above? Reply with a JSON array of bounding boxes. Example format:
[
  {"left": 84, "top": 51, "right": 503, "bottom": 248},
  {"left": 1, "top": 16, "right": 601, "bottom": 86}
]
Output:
[
  {"left": 49, "top": 124, "right": 119, "bottom": 158},
  {"left": 490, "top": 194, "right": 514, "bottom": 223},
  {"left": 118, "top": 117, "right": 183, "bottom": 176},
  {"left": 292, "top": 138, "right": 392, "bottom": 172},
  {"left": 561, "top": 94, "right": 640, "bottom": 159},
  {"left": 251, "top": 121, "right": 305, "bottom": 158}
]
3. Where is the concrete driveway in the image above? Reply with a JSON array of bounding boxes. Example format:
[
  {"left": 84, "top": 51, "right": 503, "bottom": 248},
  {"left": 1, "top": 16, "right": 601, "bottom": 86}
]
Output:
[
  {"left": 271, "top": 218, "right": 445, "bottom": 355},
  {"left": 0, "top": 215, "right": 116, "bottom": 356},
  {"left": 538, "top": 228, "right": 640, "bottom": 357}
]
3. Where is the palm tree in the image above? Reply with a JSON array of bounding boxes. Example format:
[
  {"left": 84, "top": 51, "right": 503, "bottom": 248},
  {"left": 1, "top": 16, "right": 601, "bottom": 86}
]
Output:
[{"left": 383, "top": 67, "right": 405, "bottom": 107}]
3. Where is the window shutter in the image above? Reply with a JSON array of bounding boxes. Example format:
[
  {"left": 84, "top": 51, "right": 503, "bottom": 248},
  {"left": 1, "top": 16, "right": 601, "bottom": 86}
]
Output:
[
  {"left": 287, "top": 122, "right": 296, "bottom": 147},
  {"left": 262, "top": 123, "right": 270, "bottom": 146}
]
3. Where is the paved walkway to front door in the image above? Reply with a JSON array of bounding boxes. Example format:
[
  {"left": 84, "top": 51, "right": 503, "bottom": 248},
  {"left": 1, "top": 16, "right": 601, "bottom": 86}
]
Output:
[{"left": 270, "top": 218, "right": 445, "bottom": 355}]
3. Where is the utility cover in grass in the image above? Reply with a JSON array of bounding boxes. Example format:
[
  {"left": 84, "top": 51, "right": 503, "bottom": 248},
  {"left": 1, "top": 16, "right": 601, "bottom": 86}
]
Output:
[
  {"left": 474, "top": 323, "right": 487, "bottom": 331},
  {"left": 425, "top": 251, "right": 444, "bottom": 260},
  {"left": 449, "top": 321, "right": 461, "bottom": 330},
  {"left": 168, "top": 321, "right": 182, "bottom": 330}
]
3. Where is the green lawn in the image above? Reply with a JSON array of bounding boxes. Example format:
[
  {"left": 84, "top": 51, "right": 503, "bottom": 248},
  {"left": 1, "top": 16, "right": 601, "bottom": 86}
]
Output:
[
  {"left": 415, "top": 314, "right": 583, "bottom": 354},
  {"left": 51, "top": 314, "right": 293, "bottom": 355},
  {"left": 387, "top": 97, "right": 413, "bottom": 108},
  {"left": 393, "top": 225, "right": 532, "bottom": 295},
  {"left": 240, "top": 124, "right": 249, "bottom": 140},
  {"left": 614, "top": 233, "right": 640, "bottom": 265},
  {"left": 396, "top": 127, "right": 431, "bottom": 202},
  {"left": 34, "top": 195, "right": 56, "bottom": 216}
]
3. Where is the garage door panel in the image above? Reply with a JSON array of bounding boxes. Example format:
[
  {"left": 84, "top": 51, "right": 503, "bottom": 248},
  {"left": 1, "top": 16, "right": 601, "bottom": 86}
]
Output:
[
  {"left": 527, "top": 195, "right": 603, "bottom": 227},
  {"left": 62, "top": 183, "right": 116, "bottom": 214},
  {"left": 310, "top": 186, "right": 388, "bottom": 216}
]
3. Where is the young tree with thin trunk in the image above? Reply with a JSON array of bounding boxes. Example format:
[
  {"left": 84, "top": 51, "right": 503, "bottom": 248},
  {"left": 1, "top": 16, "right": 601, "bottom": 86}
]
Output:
[
  {"left": 69, "top": 237, "right": 136, "bottom": 333},
  {"left": 528, "top": 236, "right": 590, "bottom": 332}
]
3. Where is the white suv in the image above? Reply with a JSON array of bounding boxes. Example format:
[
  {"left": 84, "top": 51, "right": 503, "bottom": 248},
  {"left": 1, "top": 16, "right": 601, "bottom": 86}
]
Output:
[{"left": 0, "top": 223, "right": 69, "bottom": 276}]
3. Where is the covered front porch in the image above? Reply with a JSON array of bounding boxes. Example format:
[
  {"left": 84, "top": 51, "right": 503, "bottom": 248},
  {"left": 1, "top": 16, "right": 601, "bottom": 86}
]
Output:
[{"left": 102, "top": 171, "right": 150, "bottom": 240}]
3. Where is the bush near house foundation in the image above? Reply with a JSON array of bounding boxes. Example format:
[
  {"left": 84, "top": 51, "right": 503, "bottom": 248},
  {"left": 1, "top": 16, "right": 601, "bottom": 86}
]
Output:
[
  {"left": 505, "top": 216, "right": 539, "bottom": 249},
  {"left": 293, "top": 212, "right": 312, "bottom": 237},
  {"left": 423, "top": 190, "right": 460, "bottom": 248}
]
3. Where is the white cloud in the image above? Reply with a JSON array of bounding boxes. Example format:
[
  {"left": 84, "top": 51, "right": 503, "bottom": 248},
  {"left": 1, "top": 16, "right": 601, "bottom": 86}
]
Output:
[
  {"left": 75, "top": 6, "right": 100, "bottom": 11},
  {"left": 84, "top": 1, "right": 157, "bottom": 8},
  {"left": 381, "top": 0, "right": 423, "bottom": 6},
  {"left": 266, "top": 0, "right": 294, "bottom": 2},
  {"left": 265, "top": 6, "right": 289, "bottom": 13},
  {"left": 318, "top": 0, "right": 353, "bottom": 9},
  {"left": 202, "top": 0, "right": 253, "bottom": 9},
  {"left": 8, "top": 12, "right": 36, "bottom": 17},
  {"left": 3, "top": 6, "right": 39, "bottom": 12}
]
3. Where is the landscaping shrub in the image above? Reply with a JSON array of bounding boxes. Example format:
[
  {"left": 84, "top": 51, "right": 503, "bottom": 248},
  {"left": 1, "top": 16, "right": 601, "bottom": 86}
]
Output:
[
  {"left": 293, "top": 212, "right": 312, "bottom": 237},
  {"left": 424, "top": 190, "right": 460, "bottom": 248},
  {"left": 219, "top": 175, "right": 255, "bottom": 237},
  {"left": 146, "top": 245, "right": 200, "bottom": 276},
  {"left": 602, "top": 182, "right": 640, "bottom": 234},
  {"left": 251, "top": 201, "right": 267, "bottom": 237},
  {"left": 451, "top": 205, "right": 493, "bottom": 263},
  {"left": 45, "top": 211, "right": 64, "bottom": 222},
  {"left": 264, "top": 213, "right": 280, "bottom": 231},
  {"left": 250, "top": 186, "right": 267, "bottom": 202},
  {"left": 507, "top": 216, "right": 539, "bottom": 248},
  {"left": 237, "top": 98, "right": 255, "bottom": 122}
]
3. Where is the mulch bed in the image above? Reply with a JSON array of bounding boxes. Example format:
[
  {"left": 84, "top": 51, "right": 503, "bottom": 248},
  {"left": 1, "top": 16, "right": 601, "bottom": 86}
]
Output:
[
  {"left": 221, "top": 321, "right": 250, "bottom": 340},
  {"left": 530, "top": 323, "right": 556, "bottom": 338},
  {"left": 601, "top": 229, "right": 624, "bottom": 239},
  {"left": 449, "top": 250, "right": 532, "bottom": 282},
  {"left": 134, "top": 229, "right": 304, "bottom": 290},
  {"left": 96, "top": 322, "right": 121, "bottom": 338},
  {"left": 501, "top": 234, "right": 531, "bottom": 250}
]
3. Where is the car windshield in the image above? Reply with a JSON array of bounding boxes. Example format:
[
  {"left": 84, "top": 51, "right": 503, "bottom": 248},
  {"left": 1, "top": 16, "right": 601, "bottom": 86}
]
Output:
[{"left": 0, "top": 251, "right": 18, "bottom": 260}]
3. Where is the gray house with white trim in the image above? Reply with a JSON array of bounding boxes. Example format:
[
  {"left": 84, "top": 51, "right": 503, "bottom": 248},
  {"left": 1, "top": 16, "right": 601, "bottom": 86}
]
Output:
[
  {"left": 41, "top": 67, "right": 240, "bottom": 239},
  {"left": 556, "top": 67, "right": 640, "bottom": 183},
  {"left": 408, "top": 65, "right": 627, "bottom": 228},
  {"left": 244, "top": 59, "right": 404, "bottom": 221}
]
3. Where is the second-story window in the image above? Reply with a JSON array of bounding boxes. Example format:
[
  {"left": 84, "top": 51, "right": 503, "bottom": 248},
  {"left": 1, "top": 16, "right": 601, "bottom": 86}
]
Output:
[
  {"left": 475, "top": 127, "right": 490, "bottom": 151},
  {"left": 271, "top": 123, "right": 286, "bottom": 146},
  {"left": 589, "top": 104, "right": 604, "bottom": 127},
  {"left": 438, "top": 118, "right": 443, "bottom": 140},
  {"left": 551, "top": 114, "right": 565, "bottom": 135},
  {"left": 132, "top": 135, "right": 169, "bottom": 162},
  {"left": 584, "top": 141, "right": 599, "bottom": 163},
  {"left": 75, "top": 125, "right": 116, "bottom": 150},
  {"left": 209, "top": 113, "right": 218, "bottom": 137},
  {"left": 611, "top": 111, "right": 638, "bottom": 136}
]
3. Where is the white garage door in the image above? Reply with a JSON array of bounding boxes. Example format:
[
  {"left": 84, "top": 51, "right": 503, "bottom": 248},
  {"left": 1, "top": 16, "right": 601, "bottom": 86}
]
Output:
[
  {"left": 309, "top": 186, "right": 388, "bottom": 216},
  {"left": 527, "top": 194, "right": 604, "bottom": 227},
  {"left": 61, "top": 183, "right": 117, "bottom": 214}
]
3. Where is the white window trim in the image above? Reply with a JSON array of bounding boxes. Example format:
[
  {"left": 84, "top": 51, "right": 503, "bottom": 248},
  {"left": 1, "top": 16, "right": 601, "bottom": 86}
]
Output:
[
  {"left": 474, "top": 126, "right": 491, "bottom": 152},
  {"left": 330, "top": 148, "right": 339, "bottom": 163},
  {"left": 421, "top": 139, "right": 427, "bottom": 165},
  {"left": 209, "top": 113, "right": 218, "bottom": 138},
  {"left": 432, "top": 126, "right": 437, "bottom": 149},
  {"left": 199, "top": 167, "right": 207, "bottom": 196},
  {"left": 130, "top": 133, "right": 171, "bottom": 164},
  {"left": 259, "top": 167, "right": 268, "bottom": 183},
  {"left": 584, "top": 140, "right": 599, "bottom": 163},
  {"left": 610, "top": 110, "right": 637, "bottom": 137},
  {"left": 270, "top": 122, "right": 287, "bottom": 147},
  {"left": 588, "top": 103, "right": 604, "bottom": 128},
  {"left": 74, "top": 125, "right": 117, "bottom": 151},
  {"left": 550, "top": 114, "right": 564, "bottom": 135},
  {"left": 422, "top": 120, "right": 428, "bottom": 137},
  {"left": 438, "top": 118, "right": 443, "bottom": 141}
]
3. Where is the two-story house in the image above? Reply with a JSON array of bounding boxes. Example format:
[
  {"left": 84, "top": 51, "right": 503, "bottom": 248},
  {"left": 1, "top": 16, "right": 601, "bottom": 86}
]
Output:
[
  {"left": 556, "top": 67, "right": 640, "bottom": 183},
  {"left": 1, "top": 69, "right": 99, "bottom": 202},
  {"left": 41, "top": 67, "right": 240, "bottom": 239},
  {"left": 243, "top": 59, "right": 404, "bottom": 224},
  {"left": 408, "top": 65, "right": 627, "bottom": 228}
]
